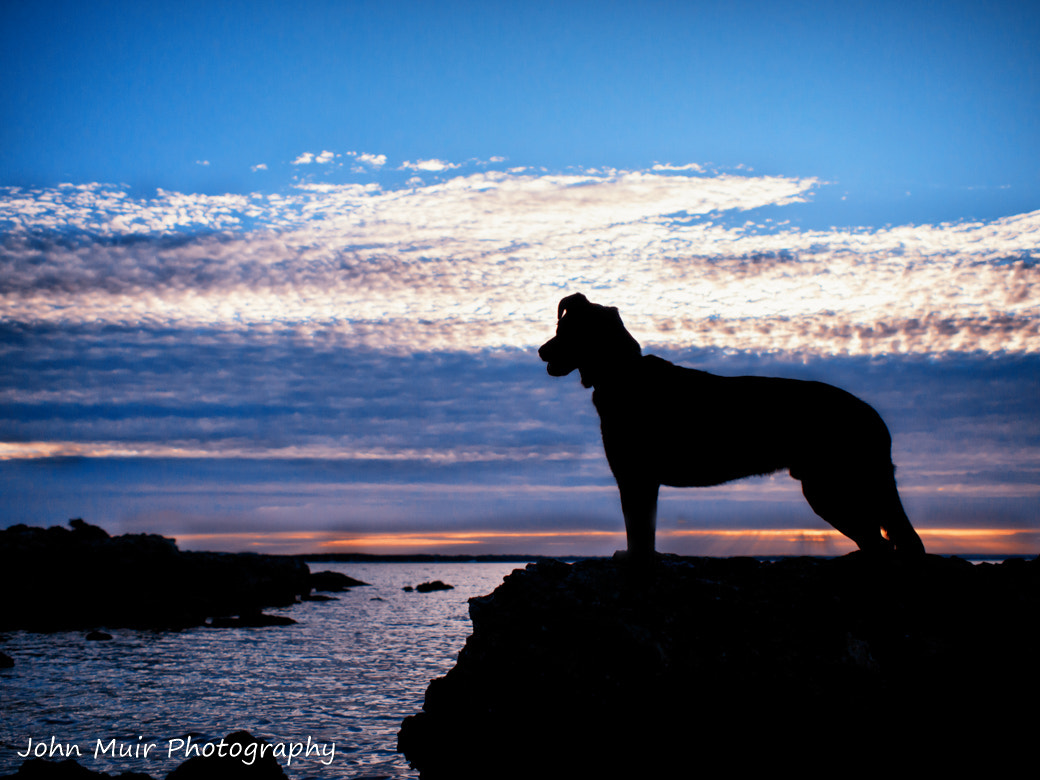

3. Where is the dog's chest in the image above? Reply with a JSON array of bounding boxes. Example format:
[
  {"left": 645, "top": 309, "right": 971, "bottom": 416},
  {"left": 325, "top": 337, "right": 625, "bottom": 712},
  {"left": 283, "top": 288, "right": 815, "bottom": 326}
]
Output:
[
  {"left": 590, "top": 367, "right": 761, "bottom": 475},
  {"left": 591, "top": 377, "right": 694, "bottom": 444}
]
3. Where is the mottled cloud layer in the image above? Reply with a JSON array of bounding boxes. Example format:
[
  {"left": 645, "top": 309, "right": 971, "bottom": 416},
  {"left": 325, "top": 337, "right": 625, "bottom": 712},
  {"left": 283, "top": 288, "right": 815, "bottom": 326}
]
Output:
[{"left": 1, "top": 166, "right": 1036, "bottom": 359}]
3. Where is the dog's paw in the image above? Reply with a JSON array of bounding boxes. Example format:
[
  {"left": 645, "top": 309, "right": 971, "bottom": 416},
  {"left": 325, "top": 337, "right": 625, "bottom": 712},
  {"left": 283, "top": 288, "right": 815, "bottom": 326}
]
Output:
[{"left": 612, "top": 549, "right": 660, "bottom": 569}]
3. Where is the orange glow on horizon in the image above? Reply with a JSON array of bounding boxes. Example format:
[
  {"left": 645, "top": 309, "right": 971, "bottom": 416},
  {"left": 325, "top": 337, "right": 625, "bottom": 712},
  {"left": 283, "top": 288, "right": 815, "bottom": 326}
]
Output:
[
  {"left": 319, "top": 530, "right": 622, "bottom": 548},
  {"left": 167, "top": 526, "right": 1039, "bottom": 558},
  {"left": 174, "top": 531, "right": 325, "bottom": 541}
]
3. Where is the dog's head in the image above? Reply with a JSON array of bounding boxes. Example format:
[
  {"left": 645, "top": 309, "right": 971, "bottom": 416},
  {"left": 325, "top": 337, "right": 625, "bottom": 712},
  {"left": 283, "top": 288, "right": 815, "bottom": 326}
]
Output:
[{"left": 538, "top": 293, "right": 641, "bottom": 388}]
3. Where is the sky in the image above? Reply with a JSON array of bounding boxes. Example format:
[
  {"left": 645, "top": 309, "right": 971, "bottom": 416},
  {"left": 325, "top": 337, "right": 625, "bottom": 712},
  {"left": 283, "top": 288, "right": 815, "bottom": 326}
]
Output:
[{"left": 1, "top": 0, "right": 1038, "bottom": 557}]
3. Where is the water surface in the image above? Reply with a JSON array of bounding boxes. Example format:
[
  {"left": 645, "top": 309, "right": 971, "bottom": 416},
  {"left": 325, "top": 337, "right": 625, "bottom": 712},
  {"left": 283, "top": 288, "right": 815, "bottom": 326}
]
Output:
[{"left": 0, "top": 562, "right": 522, "bottom": 779}]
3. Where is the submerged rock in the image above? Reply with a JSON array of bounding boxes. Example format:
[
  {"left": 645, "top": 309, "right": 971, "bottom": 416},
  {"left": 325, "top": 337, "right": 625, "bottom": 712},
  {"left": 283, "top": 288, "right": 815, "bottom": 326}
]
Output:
[
  {"left": 206, "top": 613, "right": 296, "bottom": 628},
  {"left": 398, "top": 553, "right": 1040, "bottom": 778},
  {"left": 165, "top": 731, "right": 287, "bottom": 780}
]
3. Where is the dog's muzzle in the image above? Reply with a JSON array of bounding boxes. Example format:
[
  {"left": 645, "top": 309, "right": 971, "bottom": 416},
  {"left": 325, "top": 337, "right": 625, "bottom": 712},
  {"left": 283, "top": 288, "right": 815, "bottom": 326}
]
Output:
[{"left": 538, "top": 338, "right": 575, "bottom": 377}]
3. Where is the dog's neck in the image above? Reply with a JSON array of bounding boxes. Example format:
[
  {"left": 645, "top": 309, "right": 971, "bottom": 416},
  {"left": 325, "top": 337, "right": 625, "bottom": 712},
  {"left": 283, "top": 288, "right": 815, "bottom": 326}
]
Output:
[{"left": 579, "top": 353, "right": 643, "bottom": 389}]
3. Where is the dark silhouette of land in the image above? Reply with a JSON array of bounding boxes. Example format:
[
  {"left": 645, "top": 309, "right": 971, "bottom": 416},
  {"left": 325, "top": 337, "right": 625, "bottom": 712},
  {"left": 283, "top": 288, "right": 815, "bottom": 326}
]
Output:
[
  {"left": 399, "top": 553, "right": 1040, "bottom": 777},
  {"left": 0, "top": 520, "right": 364, "bottom": 631},
  {"left": 539, "top": 293, "right": 925, "bottom": 558},
  {"left": 298, "top": 552, "right": 584, "bottom": 563}
]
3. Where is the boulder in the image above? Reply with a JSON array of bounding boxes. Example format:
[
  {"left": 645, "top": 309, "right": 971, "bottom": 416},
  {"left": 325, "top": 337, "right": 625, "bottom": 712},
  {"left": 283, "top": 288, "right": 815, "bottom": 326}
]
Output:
[
  {"left": 165, "top": 731, "right": 287, "bottom": 780},
  {"left": 414, "top": 581, "right": 453, "bottom": 593}
]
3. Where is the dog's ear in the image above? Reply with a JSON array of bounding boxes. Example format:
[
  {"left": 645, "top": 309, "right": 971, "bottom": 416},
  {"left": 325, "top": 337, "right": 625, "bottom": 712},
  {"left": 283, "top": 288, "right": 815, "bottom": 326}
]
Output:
[
  {"left": 557, "top": 293, "right": 590, "bottom": 320},
  {"left": 609, "top": 307, "right": 642, "bottom": 359}
]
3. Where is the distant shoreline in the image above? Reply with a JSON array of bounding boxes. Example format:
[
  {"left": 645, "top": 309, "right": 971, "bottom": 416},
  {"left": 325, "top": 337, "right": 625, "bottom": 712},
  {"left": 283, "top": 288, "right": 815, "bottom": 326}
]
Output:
[
  {"left": 293, "top": 552, "right": 1031, "bottom": 563},
  {"left": 296, "top": 552, "right": 593, "bottom": 564}
]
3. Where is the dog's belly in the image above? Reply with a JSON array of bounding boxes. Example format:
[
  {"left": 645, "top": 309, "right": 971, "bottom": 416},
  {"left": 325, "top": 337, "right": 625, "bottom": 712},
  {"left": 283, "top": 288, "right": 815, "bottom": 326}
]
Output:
[
  {"left": 607, "top": 430, "right": 791, "bottom": 488},
  {"left": 656, "top": 453, "right": 788, "bottom": 487}
]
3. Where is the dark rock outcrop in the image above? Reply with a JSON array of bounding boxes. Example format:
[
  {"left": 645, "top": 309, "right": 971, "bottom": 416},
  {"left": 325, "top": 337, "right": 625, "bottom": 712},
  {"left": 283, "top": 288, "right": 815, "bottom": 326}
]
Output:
[
  {"left": 165, "top": 731, "right": 287, "bottom": 780},
  {"left": 398, "top": 553, "right": 1040, "bottom": 778},
  {"left": 309, "top": 570, "right": 369, "bottom": 592},
  {"left": 414, "top": 580, "right": 453, "bottom": 593},
  {"left": 0, "top": 521, "right": 312, "bottom": 631}
]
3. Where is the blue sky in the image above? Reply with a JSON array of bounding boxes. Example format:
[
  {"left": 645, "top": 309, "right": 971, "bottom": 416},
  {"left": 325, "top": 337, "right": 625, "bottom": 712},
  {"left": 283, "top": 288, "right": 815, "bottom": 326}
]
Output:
[
  {"left": 1, "top": 0, "right": 1038, "bottom": 555},
  {"left": 4, "top": 0, "right": 1037, "bottom": 219}
]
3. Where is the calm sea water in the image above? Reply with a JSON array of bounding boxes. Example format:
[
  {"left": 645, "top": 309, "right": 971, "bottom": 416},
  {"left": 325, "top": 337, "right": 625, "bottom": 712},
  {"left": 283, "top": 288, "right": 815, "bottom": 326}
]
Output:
[{"left": 0, "top": 562, "right": 523, "bottom": 779}]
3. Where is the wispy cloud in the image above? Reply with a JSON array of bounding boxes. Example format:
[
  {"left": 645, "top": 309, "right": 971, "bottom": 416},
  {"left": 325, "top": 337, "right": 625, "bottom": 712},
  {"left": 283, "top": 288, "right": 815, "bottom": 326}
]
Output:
[
  {"left": 348, "top": 151, "right": 387, "bottom": 168},
  {"left": 652, "top": 162, "right": 703, "bottom": 172},
  {"left": 291, "top": 150, "right": 337, "bottom": 165},
  {"left": 399, "top": 158, "right": 461, "bottom": 172}
]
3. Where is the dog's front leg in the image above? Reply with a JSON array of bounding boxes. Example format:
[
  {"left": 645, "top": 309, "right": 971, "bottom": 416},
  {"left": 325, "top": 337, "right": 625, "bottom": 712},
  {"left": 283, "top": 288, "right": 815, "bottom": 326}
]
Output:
[{"left": 618, "top": 479, "right": 659, "bottom": 559}]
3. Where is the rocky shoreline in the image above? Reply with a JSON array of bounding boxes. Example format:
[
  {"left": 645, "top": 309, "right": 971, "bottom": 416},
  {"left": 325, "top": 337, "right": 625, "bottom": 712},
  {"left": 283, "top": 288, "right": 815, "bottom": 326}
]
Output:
[
  {"left": 398, "top": 552, "right": 1040, "bottom": 777},
  {"left": 0, "top": 520, "right": 363, "bottom": 632}
]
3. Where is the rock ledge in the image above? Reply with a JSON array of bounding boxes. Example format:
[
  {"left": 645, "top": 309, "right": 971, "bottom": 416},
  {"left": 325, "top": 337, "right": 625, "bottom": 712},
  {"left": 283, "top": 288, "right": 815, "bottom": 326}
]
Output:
[{"left": 399, "top": 553, "right": 1039, "bottom": 777}]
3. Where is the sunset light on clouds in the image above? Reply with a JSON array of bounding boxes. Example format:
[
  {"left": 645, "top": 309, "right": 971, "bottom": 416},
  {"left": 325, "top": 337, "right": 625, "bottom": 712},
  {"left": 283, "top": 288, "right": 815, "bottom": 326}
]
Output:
[
  {"left": 3, "top": 172, "right": 1036, "bottom": 355},
  {"left": 2, "top": 0, "right": 1037, "bottom": 556}
]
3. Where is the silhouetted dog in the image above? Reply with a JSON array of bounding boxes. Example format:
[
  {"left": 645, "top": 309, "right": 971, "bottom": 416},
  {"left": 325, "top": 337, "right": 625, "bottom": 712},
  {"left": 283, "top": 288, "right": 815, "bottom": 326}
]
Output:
[{"left": 539, "top": 293, "right": 925, "bottom": 558}]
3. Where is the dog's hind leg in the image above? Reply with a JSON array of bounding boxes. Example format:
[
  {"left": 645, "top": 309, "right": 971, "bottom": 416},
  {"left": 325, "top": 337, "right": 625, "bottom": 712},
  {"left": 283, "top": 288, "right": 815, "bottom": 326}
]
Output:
[
  {"left": 799, "top": 474, "right": 888, "bottom": 552},
  {"left": 875, "top": 475, "right": 926, "bottom": 555},
  {"left": 617, "top": 479, "right": 659, "bottom": 559}
]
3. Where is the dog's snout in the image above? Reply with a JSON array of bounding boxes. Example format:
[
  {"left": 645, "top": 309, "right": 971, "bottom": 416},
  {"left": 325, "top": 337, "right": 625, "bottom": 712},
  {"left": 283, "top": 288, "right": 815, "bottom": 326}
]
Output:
[
  {"left": 538, "top": 338, "right": 554, "bottom": 362},
  {"left": 539, "top": 337, "right": 574, "bottom": 377}
]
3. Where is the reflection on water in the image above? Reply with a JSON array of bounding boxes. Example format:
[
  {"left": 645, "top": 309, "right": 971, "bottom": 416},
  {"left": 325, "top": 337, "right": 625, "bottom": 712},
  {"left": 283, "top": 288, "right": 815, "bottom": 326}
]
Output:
[{"left": 0, "top": 562, "right": 522, "bottom": 779}]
